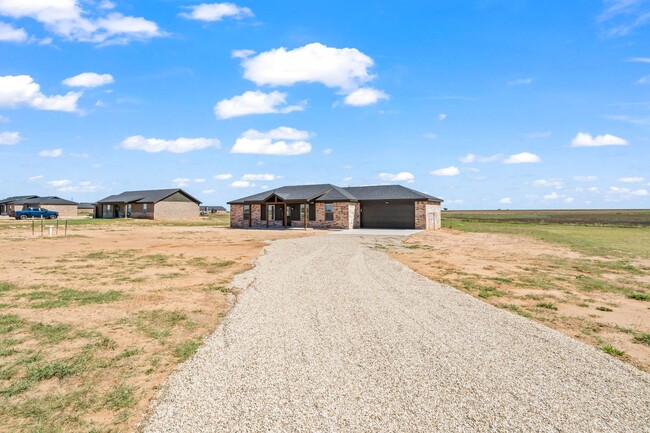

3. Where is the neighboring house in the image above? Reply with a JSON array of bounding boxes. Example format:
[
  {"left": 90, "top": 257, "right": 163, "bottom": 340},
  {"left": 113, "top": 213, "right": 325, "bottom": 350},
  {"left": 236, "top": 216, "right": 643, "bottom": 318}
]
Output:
[
  {"left": 96, "top": 189, "right": 201, "bottom": 220},
  {"left": 77, "top": 202, "right": 96, "bottom": 216},
  {"left": 0, "top": 195, "right": 38, "bottom": 217},
  {"left": 229, "top": 184, "right": 443, "bottom": 230},
  {"left": 21, "top": 196, "right": 79, "bottom": 218},
  {"left": 200, "top": 205, "right": 228, "bottom": 214}
]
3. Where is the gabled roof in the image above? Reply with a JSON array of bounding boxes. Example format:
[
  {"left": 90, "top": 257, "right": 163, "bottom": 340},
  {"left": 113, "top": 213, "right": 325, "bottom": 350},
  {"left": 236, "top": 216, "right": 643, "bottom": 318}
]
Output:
[
  {"left": 0, "top": 195, "right": 38, "bottom": 205},
  {"left": 23, "top": 196, "right": 78, "bottom": 205},
  {"left": 97, "top": 188, "right": 201, "bottom": 205},
  {"left": 343, "top": 185, "right": 442, "bottom": 201},
  {"left": 228, "top": 184, "right": 442, "bottom": 204}
]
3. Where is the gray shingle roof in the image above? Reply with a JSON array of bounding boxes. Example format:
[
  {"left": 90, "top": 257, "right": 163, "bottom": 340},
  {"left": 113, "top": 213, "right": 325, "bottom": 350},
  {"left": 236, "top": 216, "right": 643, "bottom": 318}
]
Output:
[
  {"left": 228, "top": 184, "right": 442, "bottom": 204},
  {"left": 22, "top": 196, "right": 78, "bottom": 205},
  {"left": 97, "top": 189, "right": 200, "bottom": 204},
  {"left": 0, "top": 195, "right": 38, "bottom": 205}
]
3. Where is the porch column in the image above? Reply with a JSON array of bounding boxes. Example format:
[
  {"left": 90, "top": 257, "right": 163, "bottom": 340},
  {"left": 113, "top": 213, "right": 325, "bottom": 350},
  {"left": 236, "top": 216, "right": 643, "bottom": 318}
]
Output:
[
  {"left": 283, "top": 203, "right": 288, "bottom": 227},
  {"left": 266, "top": 204, "right": 269, "bottom": 228},
  {"left": 304, "top": 202, "right": 308, "bottom": 230}
]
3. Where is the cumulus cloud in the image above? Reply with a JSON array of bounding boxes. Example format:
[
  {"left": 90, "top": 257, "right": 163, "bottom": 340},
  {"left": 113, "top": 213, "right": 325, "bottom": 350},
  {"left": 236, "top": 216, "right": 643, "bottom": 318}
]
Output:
[
  {"left": 214, "top": 173, "right": 233, "bottom": 180},
  {"left": 533, "top": 178, "right": 563, "bottom": 189},
  {"left": 343, "top": 87, "right": 389, "bottom": 106},
  {"left": 430, "top": 166, "right": 460, "bottom": 176},
  {"left": 323, "top": 148, "right": 333, "bottom": 155},
  {"left": 240, "top": 42, "right": 376, "bottom": 91},
  {"left": 231, "top": 127, "right": 312, "bottom": 156},
  {"left": 39, "top": 148, "right": 62, "bottom": 157},
  {"left": 608, "top": 186, "right": 648, "bottom": 198},
  {"left": 438, "top": 113, "right": 447, "bottom": 121},
  {"left": 180, "top": 3, "right": 253, "bottom": 21},
  {"left": 0, "top": 75, "right": 81, "bottom": 112},
  {"left": 172, "top": 177, "right": 190, "bottom": 187},
  {"left": 203, "top": 189, "right": 215, "bottom": 194},
  {"left": 378, "top": 172, "right": 415, "bottom": 183},
  {"left": 499, "top": 197, "right": 512, "bottom": 205},
  {"left": 0, "top": 0, "right": 162, "bottom": 44},
  {"left": 574, "top": 175, "right": 597, "bottom": 182},
  {"left": 0, "top": 130, "right": 20, "bottom": 145},
  {"left": 503, "top": 152, "right": 542, "bottom": 164},
  {"left": 58, "top": 181, "right": 104, "bottom": 193},
  {"left": 242, "top": 173, "right": 276, "bottom": 181},
  {"left": 618, "top": 176, "right": 644, "bottom": 183},
  {"left": 121, "top": 135, "right": 220, "bottom": 153},
  {"left": 47, "top": 179, "right": 71, "bottom": 187},
  {"left": 460, "top": 153, "right": 502, "bottom": 163},
  {"left": 0, "top": 21, "right": 27, "bottom": 42},
  {"left": 215, "top": 90, "right": 304, "bottom": 119},
  {"left": 543, "top": 192, "right": 561, "bottom": 201},
  {"left": 571, "top": 132, "right": 627, "bottom": 147},
  {"left": 231, "top": 180, "right": 254, "bottom": 188},
  {"left": 63, "top": 72, "right": 114, "bottom": 88}
]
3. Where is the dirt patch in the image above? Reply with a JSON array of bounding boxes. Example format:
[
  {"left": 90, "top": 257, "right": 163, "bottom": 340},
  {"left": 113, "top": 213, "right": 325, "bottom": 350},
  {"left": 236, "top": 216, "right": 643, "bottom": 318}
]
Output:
[
  {"left": 0, "top": 221, "right": 312, "bottom": 433},
  {"left": 389, "top": 229, "right": 650, "bottom": 372}
]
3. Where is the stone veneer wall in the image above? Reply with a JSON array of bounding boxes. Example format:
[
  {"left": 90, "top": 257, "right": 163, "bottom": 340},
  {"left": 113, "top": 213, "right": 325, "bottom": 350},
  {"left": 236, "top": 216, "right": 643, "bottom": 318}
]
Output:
[{"left": 415, "top": 201, "right": 442, "bottom": 230}]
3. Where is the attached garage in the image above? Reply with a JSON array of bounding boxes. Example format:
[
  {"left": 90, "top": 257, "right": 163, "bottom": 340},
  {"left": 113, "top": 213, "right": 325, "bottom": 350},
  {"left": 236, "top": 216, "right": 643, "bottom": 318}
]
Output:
[{"left": 360, "top": 201, "right": 415, "bottom": 229}]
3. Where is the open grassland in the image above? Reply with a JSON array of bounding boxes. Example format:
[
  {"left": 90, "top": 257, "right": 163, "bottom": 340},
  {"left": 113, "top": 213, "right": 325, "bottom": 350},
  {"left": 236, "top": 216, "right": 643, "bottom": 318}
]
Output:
[
  {"left": 391, "top": 210, "right": 650, "bottom": 372},
  {"left": 444, "top": 209, "right": 650, "bottom": 226},
  {"left": 0, "top": 218, "right": 309, "bottom": 433}
]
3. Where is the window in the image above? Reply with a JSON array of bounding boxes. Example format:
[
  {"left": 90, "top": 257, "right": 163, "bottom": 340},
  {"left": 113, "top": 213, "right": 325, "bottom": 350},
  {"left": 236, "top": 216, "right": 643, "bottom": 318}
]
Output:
[
  {"left": 243, "top": 204, "right": 250, "bottom": 220},
  {"left": 325, "top": 203, "right": 334, "bottom": 221},
  {"left": 300, "top": 204, "right": 306, "bottom": 221},
  {"left": 143, "top": 203, "right": 148, "bottom": 215},
  {"left": 127, "top": 204, "right": 132, "bottom": 215}
]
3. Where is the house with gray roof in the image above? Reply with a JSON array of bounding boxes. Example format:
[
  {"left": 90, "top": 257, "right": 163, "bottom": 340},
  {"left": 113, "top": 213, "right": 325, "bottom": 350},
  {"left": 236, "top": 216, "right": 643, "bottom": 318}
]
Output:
[
  {"left": 0, "top": 195, "right": 38, "bottom": 217},
  {"left": 228, "top": 184, "right": 443, "bottom": 230},
  {"left": 96, "top": 189, "right": 201, "bottom": 220},
  {"left": 21, "top": 196, "right": 79, "bottom": 218}
]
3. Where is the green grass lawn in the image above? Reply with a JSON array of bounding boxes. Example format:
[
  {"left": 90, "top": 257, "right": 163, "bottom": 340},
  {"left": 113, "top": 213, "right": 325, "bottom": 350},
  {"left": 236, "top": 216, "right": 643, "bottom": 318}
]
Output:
[{"left": 443, "top": 219, "right": 650, "bottom": 259}]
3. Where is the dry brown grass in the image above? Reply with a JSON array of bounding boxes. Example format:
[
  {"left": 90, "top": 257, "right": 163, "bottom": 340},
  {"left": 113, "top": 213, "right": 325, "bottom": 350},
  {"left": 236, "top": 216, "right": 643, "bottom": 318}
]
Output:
[{"left": 0, "top": 220, "right": 311, "bottom": 433}]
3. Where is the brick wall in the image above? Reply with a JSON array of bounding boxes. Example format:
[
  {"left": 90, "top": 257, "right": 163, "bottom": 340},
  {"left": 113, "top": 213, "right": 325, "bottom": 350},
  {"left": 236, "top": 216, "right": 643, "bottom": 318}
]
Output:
[
  {"left": 37, "top": 204, "right": 77, "bottom": 218},
  {"left": 154, "top": 201, "right": 199, "bottom": 220},
  {"left": 230, "top": 204, "right": 244, "bottom": 227},
  {"left": 415, "top": 201, "right": 442, "bottom": 230},
  {"left": 230, "top": 202, "right": 355, "bottom": 229}
]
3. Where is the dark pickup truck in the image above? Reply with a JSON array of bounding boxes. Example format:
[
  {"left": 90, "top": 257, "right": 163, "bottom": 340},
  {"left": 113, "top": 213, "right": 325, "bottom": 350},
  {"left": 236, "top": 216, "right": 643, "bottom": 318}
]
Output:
[{"left": 15, "top": 207, "right": 59, "bottom": 219}]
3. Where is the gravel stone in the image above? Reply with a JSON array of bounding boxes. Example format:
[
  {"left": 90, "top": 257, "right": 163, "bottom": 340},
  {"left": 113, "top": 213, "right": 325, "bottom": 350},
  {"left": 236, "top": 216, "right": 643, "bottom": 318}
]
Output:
[{"left": 142, "top": 235, "right": 650, "bottom": 433}]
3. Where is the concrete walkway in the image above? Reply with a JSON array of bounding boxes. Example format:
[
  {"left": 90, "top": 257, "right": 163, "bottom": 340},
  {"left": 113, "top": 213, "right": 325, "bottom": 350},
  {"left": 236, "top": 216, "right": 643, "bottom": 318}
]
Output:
[{"left": 142, "top": 235, "right": 650, "bottom": 433}]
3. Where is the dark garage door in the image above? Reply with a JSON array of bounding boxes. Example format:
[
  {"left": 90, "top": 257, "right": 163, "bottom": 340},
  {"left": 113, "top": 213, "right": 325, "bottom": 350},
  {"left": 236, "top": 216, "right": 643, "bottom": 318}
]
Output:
[{"left": 360, "top": 202, "right": 415, "bottom": 229}]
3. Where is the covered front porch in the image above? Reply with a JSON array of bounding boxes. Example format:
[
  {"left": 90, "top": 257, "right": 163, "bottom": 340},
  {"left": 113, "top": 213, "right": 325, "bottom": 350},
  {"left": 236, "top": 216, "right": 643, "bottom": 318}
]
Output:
[{"left": 243, "top": 194, "right": 315, "bottom": 229}]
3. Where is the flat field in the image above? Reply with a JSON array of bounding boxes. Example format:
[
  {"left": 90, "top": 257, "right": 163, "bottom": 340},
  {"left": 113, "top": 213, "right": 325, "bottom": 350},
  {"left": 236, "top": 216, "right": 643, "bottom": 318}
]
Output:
[
  {"left": 0, "top": 218, "right": 309, "bottom": 433},
  {"left": 391, "top": 209, "right": 650, "bottom": 371}
]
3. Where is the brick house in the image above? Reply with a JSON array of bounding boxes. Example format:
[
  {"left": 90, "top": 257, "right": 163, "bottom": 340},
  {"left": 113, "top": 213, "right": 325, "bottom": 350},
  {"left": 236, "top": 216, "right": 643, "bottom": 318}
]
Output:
[
  {"left": 228, "top": 184, "right": 443, "bottom": 230},
  {"left": 21, "top": 196, "right": 78, "bottom": 218},
  {"left": 0, "top": 195, "right": 38, "bottom": 217},
  {"left": 96, "top": 189, "right": 200, "bottom": 220}
]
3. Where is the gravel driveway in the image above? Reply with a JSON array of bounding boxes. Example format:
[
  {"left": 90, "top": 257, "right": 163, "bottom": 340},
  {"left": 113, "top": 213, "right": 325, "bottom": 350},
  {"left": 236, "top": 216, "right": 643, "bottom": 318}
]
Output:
[{"left": 142, "top": 235, "right": 650, "bottom": 433}]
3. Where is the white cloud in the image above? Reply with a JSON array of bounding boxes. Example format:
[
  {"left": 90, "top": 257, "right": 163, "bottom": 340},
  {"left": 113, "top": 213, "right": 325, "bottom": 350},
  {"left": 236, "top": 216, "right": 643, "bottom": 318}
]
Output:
[
  {"left": 637, "top": 75, "right": 650, "bottom": 84},
  {"left": 231, "top": 127, "right": 312, "bottom": 156},
  {"left": 28, "top": 175, "right": 43, "bottom": 181},
  {"left": 0, "top": 114, "right": 8, "bottom": 122},
  {"left": 571, "top": 132, "right": 627, "bottom": 147},
  {"left": 0, "top": 1, "right": 162, "bottom": 44},
  {"left": 499, "top": 197, "right": 512, "bottom": 205},
  {"left": 63, "top": 72, "right": 114, "bottom": 88},
  {"left": 180, "top": 3, "right": 253, "bottom": 21},
  {"left": 202, "top": 189, "right": 215, "bottom": 194},
  {"left": 172, "top": 177, "right": 190, "bottom": 187},
  {"left": 523, "top": 131, "right": 552, "bottom": 139},
  {"left": 214, "top": 173, "right": 232, "bottom": 180},
  {"left": 588, "top": 187, "right": 600, "bottom": 193},
  {"left": 533, "top": 178, "right": 563, "bottom": 189},
  {"left": 47, "top": 179, "right": 71, "bottom": 187},
  {"left": 242, "top": 173, "right": 276, "bottom": 181},
  {"left": 323, "top": 148, "right": 333, "bottom": 155},
  {"left": 627, "top": 57, "right": 650, "bottom": 63},
  {"left": 231, "top": 180, "right": 254, "bottom": 188},
  {"left": 574, "top": 175, "right": 597, "bottom": 182},
  {"left": 343, "top": 176, "right": 353, "bottom": 182},
  {"left": 231, "top": 49, "right": 255, "bottom": 59},
  {"left": 460, "top": 153, "right": 502, "bottom": 163},
  {"left": 603, "top": 114, "right": 650, "bottom": 125},
  {"left": 0, "top": 130, "right": 19, "bottom": 145},
  {"left": 608, "top": 186, "right": 648, "bottom": 198},
  {"left": 215, "top": 90, "right": 303, "bottom": 119},
  {"left": 632, "top": 189, "right": 649, "bottom": 196},
  {"left": 0, "top": 21, "right": 27, "bottom": 42},
  {"left": 240, "top": 42, "right": 376, "bottom": 91},
  {"left": 378, "top": 172, "right": 415, "bottom": 183},
  {"left": 422, "top": 132, "right": 438, "bottom": 140},
  {"left": 343, "top": 87, "right": 388, "bottom": 106},
  {"left": 504, "top": 152, "right": 542, "bottom": 164},
  {"left": 58, "top": 181, "right": 104, "bottom": 193},
  {"left": 438, "top": 113, "right": 447, "bottom": 121},
  {"left": 194, "top": 178, "right": 205, "bottom": 183},
  {"left": 121, "top": 135, "right": 220, "bottom": 153},
  {"left": 430, "top": 166, "right": 460, "bottom": 176},
  {"left": 564, "top": 197, "right": 575, "bottom": 204},
  {"left": 0, "top": 75, "right": 81, "bottom": 112},
  {"left": 69, "top": 152, "right": 89, "bottom": 158},
  {"left": 618, "top": 176, "right": 644, "bottom": 183},
  {"left": 543, "top": 192, "right": 561, "bottom": 201},
  {"left": 508, "top": 78, "right": 533, "bottom": 85},
  {"left": 39, "top": 148, "right": 62, "bottom": 157}
]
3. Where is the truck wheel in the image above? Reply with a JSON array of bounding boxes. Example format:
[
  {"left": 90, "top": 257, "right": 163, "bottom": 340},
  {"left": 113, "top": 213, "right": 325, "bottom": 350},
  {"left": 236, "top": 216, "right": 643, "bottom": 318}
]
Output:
[
  {"left": 20, "top": 215, "right": 27, "bottom": 220},
  {"left": 50, "top": 215, "right": 57, "bottom": 219}
]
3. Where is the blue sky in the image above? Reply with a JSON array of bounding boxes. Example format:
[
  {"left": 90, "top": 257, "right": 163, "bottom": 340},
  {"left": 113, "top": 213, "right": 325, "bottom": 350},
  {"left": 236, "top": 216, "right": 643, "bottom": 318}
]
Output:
[{"left": 0, "top": 0, "right": 649, "bottom": 209}]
